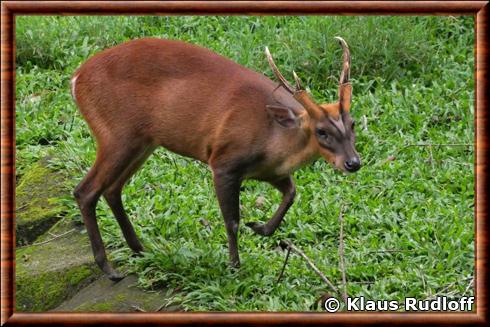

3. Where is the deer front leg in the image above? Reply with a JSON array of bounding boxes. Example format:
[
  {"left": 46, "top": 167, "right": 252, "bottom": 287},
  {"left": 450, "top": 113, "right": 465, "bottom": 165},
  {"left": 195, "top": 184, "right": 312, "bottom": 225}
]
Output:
[
  {"left": 212, "top": 168, "right": 242, "bottom": 268},
  {"left": 246, "top": 176, "right": 296, "bottom": 236}
]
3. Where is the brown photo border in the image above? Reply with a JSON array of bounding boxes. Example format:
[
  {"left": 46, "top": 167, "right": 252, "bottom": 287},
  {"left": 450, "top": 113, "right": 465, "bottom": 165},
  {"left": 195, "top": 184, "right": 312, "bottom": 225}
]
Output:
[{"left": 1, "top": 1, "right": 488, "bottom": 325}]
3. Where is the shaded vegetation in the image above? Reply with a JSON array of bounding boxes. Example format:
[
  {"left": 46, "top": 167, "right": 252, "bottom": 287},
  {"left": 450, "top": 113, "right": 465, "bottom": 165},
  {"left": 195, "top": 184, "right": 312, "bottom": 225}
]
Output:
[{"left": 16, "top": 159, "right": 68, "bottom": 245}]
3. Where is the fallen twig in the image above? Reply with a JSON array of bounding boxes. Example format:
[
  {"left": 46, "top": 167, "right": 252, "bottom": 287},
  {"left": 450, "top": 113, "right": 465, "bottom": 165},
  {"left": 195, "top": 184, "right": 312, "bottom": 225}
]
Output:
[
  {"left": 366, "top": 249, "right": 415, "bottom": 254},
  {"left": 276, "top": 245, "right": 291, "bottom": 284},
  {"left": 131, "top": 305, "right": 146, "bottom": 312},
  {"left": 155, "top": 287, "right": 182, "bottom": 312},
  {"left": 337, "top": 204, "right": 348, "bottom": 303},
  {"left": 155, "top": 296, "right": 176, "bottom": 312},
  {"left": 17, "top": 228, "right": 76, "bottom": 249},
  {"left": 15, "top": 203, "right": 29, "bottom": 212},
  {"left": 280, "top": 240, "right": 342, "bottom": 301},
  {"left": 463, "top": 277, "right": 474, "bottom": 296},
  {"left": 378, "top": 143, "right": 473, "bottom": 166},
  {"left": 346, "top": 281, "right": 374, "bottom": 285},
  {"left": 425, "top": 276, "right": 473, "bottom": 301},
  {"left": 427, "top": 145, "right": 435, "bottom": 169},
  {"left": 401, "top": 143, "right": 473, "bottom": 149}
]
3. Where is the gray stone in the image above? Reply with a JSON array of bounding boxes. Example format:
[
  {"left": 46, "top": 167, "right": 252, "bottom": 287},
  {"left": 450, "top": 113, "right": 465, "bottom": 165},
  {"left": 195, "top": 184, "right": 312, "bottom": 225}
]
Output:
[
  {"left": 16, "top": 218, "right": 101, "bottom": 311},
  {"left": 15, "top": 157, "right": 179, "bottom": 312},
  {"left": 54, "top": 275, "right": 180, "bottom": 312},
  {"left": 16, "top": 159, "right": 68, "bottom": 246}
]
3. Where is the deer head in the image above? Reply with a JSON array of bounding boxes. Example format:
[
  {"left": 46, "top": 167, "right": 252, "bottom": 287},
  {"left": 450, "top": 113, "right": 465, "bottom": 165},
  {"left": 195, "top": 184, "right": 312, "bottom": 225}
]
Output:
[{"left": 266, "top": 37, "right": 361, "bottom": 173}]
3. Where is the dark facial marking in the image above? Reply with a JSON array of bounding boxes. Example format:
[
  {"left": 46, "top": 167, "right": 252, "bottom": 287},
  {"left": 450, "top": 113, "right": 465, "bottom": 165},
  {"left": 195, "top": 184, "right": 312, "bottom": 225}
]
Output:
[{"left": 315, "top": 112, "right": 357, "bottom": 154}]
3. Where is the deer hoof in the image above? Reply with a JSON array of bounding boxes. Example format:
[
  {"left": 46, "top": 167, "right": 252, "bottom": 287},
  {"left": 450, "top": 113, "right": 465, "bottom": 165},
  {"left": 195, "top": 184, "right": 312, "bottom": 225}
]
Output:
[
  {"left": 246, "top": 222, "right": 268, "bottom": 236},
  {"left": 107, "top": 271, "right": 125, "bottom": 282},
  {"left": 130, "top": 250, "right": 144, "bottom": 258},
  {"left": 230, "top": 259, "right": 241, "bottom": 270}
]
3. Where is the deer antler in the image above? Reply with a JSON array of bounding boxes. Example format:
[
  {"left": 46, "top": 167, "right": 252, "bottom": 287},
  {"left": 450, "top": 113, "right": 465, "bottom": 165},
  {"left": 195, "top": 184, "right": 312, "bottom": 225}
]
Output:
[
  {"left": 334, "top": 36, "right": 350, "bottom": 85},
  {"left": 334, "top": 37, "right": 352, "bottom": 112},
  {"left": 265, "top": 47, "right": 323, "bottom": 119}
]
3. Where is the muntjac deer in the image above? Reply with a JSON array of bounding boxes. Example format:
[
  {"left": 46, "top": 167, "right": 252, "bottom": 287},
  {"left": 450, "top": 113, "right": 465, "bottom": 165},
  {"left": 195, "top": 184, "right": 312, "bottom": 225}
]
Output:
[{"left": 72, "top": 37, "right": 361, "bottom": 281}]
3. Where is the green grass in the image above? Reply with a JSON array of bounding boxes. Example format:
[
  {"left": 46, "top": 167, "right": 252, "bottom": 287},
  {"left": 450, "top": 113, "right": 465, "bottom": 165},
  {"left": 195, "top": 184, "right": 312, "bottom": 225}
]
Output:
[{"left": 16, "top": 16, "right": 474, "bottom": 311}]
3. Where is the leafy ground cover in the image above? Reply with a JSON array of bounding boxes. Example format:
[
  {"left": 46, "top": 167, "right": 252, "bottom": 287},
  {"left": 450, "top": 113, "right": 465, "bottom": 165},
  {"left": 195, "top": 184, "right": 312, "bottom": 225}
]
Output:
[{"left": 16, "top": 16, "right": 474, "bottom": 311}]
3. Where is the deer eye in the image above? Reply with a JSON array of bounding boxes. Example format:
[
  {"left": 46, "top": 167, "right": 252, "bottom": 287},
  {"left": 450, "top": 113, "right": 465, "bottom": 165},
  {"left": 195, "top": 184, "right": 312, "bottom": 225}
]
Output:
[{"left": 316, "top": 128, "right": 328, "bottom": 140}]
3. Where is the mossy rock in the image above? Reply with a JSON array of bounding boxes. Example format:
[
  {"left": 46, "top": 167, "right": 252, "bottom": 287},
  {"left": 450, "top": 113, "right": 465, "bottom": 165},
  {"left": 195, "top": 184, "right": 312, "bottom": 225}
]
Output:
[
  {"left": 16, "top": 218, "right": 101, "bottom": 312},
  {"left": 16, "top": 158, "right": 69, "bottom": 246},
  {"left": 54, "top": 275, "right": 180, "bottom": 312}
]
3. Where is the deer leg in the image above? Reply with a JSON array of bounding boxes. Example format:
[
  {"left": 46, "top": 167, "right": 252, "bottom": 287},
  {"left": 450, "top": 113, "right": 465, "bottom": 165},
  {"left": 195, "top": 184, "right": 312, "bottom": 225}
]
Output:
[
  {"left": 103, "top": 147, "right": 155, "bottom": 254},
  {"left": 74, "top": 142, "right": 143, "bottom": 281},
  {"left": 212, "top": 167, "right": 242, "bottom": 268},
  {"left": 246, "top": 176, "right": 296, "bottom": 236}
]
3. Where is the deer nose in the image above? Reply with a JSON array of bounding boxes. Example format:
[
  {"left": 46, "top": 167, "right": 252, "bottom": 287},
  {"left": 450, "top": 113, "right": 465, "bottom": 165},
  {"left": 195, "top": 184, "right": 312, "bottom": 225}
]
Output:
[{"left": 344, "top": 157, "right": 361, "bottom": 172}]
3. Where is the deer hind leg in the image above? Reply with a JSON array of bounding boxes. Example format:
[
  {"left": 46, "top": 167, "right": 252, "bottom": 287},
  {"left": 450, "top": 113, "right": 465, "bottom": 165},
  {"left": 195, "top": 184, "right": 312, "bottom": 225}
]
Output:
[
  {"left": 103, "top": 146, "right": 155, "bottom": 254},
  {"left": 246, "top": 176, "right": 296, "bottom": 236},
  {"left": 74, "top": 139, "right": 147, "bottom": 281}
]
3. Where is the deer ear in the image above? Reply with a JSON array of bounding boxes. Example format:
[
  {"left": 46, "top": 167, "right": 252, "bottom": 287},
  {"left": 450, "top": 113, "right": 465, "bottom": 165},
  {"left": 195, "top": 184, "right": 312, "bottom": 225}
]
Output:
[{"left": 266, "top": 105, "right": 300, "bottom": 128}]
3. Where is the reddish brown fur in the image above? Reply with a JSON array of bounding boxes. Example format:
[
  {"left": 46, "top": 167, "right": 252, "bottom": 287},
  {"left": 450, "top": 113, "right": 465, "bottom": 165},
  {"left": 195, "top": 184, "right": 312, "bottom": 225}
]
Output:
[
  {"left": 72, "top": 38, "right": 359, "bottom": 279},
  {"left": 75, "top": 39, "right": 323, "bottom": 176}
]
